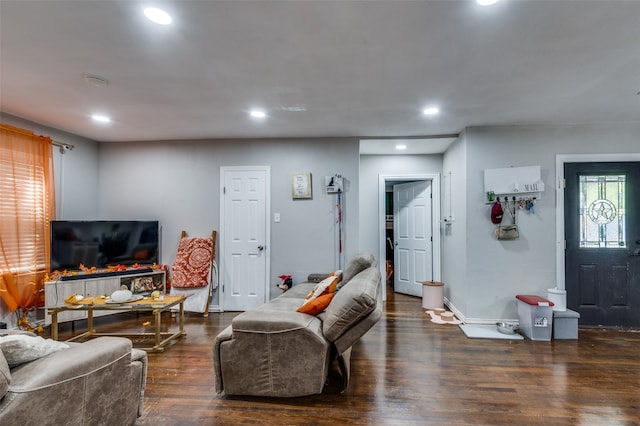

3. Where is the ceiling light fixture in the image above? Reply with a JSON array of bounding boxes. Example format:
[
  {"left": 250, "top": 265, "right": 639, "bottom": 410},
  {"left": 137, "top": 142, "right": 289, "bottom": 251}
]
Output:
[
  {"left": 396, "top": 144, "right": 407, "bottom": 150},
  {"left": 91, "top": 114, "right": 111, "bottom": 123},
  {"left": 476, "top": 0, "right": 500, "bottom": 6},
  {"left": 250, "top": 110, "right": 266, "bottom": 118},
  {"left": 144, "top": 7, "right": 172, "bottom": 25},
  {"left": 423, "top": 107, "right": 440, "bottom": 116}
]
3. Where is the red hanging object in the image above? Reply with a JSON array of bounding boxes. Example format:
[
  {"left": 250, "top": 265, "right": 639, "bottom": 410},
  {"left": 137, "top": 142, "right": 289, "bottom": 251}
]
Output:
[{"left": 491, "top": 201, "right": 504, "bottom": 224}]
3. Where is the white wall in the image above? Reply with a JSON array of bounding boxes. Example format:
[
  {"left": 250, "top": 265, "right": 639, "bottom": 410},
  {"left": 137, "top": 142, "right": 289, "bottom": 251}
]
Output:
[
  {"left": 3, "top": 113, "right": 639, "bottom": 326},
  {"left": 97, "top": 138, "right": 360, "bottom": 301},
  {"left": 441, "top": 134, "right": 468, "bottom": 316},
  {"left": 445, "top": 123, "right": 640, "bottom": 323}
]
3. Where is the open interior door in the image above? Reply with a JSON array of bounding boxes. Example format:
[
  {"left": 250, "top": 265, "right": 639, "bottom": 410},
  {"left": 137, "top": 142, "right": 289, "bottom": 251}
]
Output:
[{"left": 393, "top": 180, "right": 433, "bottom": 297}]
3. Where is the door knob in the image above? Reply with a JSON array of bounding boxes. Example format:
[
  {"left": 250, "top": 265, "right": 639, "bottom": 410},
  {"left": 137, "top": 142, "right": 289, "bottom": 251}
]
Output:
[
  {"left": 258, "top": 245, "right": 265, "bottom": 251},
  {"left": 394, "top": 241, "right": 398, "bottom": 246}
]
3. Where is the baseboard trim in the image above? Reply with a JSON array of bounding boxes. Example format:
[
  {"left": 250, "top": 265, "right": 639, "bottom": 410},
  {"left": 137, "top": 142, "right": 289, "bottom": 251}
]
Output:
[{"left": 444, "top": 297, "right": 519, "bottom": 325}]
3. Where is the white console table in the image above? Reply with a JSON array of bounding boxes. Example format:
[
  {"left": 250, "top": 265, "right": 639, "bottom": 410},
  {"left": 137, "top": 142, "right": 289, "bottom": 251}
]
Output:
[{"left": 44, "top": 269, "right": 165, "bottom": 326}]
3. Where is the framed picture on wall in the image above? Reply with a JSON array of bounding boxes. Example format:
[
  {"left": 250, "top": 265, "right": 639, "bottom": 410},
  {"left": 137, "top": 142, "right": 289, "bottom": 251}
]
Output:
[{"left": 291, "top": 172, "right": 312, "bottom": 199}]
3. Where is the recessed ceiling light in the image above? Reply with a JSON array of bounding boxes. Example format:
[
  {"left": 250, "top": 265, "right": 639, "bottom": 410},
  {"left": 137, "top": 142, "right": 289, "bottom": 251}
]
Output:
[
  {"left": 422, "top": 107, "right": 440, "bottom": 116},
  {"left": 250, "top": 110, "right": 266, "bottom": 118},
  {"left": 91, "top": 114, "right": 111, "bottom": 123},
  {"left": 476, "top": 0, "right": 500, "bottom": 6},
  {"left": 396, "top": 144, "right": 407, "bottom": 150},
  {"left": 144, "top": 7, "right": 172, "bottom": 25}
]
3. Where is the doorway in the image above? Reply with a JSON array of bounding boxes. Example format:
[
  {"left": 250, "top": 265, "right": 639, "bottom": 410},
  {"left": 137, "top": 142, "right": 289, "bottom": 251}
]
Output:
[
  {"left": 378, "top": 174, "right": 441, "bottom": 300},
  {"left": 219, "top": 166, "right": 271, "bottom": 311},
  {"left": 564, "top": 162, "right": 640, "bottom": 327},
  {"left": 556, "top": 154, "right": 640, "bottom": 328}
]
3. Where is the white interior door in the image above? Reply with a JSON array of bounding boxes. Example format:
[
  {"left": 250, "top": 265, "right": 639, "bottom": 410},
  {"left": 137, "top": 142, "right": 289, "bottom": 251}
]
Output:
[
  {"left": 393, "top": 180, "right": 433, "bottom": 297},
  {"left": 220, "top": 166, "right": 270, "bottom": 311}
]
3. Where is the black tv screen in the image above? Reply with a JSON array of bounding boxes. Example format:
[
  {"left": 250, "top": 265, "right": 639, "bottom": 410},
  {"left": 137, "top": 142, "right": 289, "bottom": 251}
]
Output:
[{"left": 50, "top": 220, "right": 159, "bottom": 272}]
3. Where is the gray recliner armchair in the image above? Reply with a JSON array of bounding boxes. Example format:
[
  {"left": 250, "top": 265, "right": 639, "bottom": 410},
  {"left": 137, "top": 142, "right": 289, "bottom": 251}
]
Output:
[{"left": 0, "top": 336, "right": 147, "bottom": 426}]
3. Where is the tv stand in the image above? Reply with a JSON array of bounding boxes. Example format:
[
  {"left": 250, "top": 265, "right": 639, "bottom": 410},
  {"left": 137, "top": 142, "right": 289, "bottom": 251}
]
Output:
[
  {"left": 57, "top": 267, "right": 154, "bottom": 281},
  {"left": 44, "top": 269, "right": 166, "bottom": 326}
]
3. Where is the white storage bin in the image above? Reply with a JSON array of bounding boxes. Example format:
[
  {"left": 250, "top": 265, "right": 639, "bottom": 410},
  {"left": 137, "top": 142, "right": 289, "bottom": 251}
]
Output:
[{"left": 516, "top": 294, "right": 554, "bottom": 341}]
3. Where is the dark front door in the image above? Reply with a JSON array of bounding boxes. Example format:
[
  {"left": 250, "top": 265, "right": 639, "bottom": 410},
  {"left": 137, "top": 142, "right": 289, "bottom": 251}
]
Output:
[{"left": 565, "top": 162, "right": 640, "bottom": 327}]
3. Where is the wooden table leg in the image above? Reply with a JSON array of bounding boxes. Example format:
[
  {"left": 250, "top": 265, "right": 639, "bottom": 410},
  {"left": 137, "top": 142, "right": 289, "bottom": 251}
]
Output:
[
  {"left": 154, "top": 308, "right": 161, "bottom": 349},
  {"left": 87, "top": 309, "right": 94, "bottom": 335},
  {"left": 51, "top": 311, "right": 58, "bottom": 340},
  {"left": 179, "top": 301, "right": 185, "bottom": 336}
]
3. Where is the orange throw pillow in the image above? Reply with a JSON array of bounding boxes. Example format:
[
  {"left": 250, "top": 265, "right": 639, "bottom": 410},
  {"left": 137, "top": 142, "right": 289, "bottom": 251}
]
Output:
[{"left": 297, "top": 293, "right": 335, "bottom": 315}]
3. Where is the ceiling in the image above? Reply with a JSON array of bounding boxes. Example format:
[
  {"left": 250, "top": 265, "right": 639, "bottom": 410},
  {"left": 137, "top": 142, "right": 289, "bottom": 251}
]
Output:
[{"left": 1, "top": 1, "right": 639, "bottom": 154}]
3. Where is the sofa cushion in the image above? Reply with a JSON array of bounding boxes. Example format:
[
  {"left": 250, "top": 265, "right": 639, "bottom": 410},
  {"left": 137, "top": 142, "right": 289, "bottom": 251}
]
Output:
[
  {"left": 297, "top": 292, "right": 335, "bottom": 315},
  {"left": 232, "top": 309, "right": 318, "bottom": 334},
  {"left": 0, "top": 335, "right": 69, "bottom": 368},
  {"left": 337, "top": 253, "right": 376, "bottom": 290},
  {"left": 323, "top": 267, "right": 380, "bottom": 342}
]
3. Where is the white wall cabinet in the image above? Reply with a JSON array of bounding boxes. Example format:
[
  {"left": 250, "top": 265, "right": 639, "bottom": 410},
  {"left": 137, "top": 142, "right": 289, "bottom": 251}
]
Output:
[{"left": 44, "top": 270, "right": 165, "bottom": 325}]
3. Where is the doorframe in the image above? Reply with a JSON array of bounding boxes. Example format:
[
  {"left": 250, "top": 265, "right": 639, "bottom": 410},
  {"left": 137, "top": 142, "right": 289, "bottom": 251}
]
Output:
[
  {"left": 219, "top": 165, "right": 271, "bottom": 312},
  {"left": 554, "top": 153, "right": 640, "bottom": 292},
  {"left": 378, "top": 173, "right": 441, "bottom": 300}
]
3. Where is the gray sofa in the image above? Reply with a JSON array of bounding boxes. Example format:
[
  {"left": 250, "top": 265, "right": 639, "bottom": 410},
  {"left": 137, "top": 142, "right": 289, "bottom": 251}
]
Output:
[
  {"left": 0, "top": 336, "right": 147, "bottom": 426},
  {"left": 213, "top": 253, "right": 382, "bottom": 397}
]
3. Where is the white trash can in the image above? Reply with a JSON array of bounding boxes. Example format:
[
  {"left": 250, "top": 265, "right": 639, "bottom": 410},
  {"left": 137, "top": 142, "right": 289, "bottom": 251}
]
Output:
[
  {"left": 547, "top": 287, "right": 567, "bottom": 312},
  {"left": 422, "top": 281, "right": 444, "bottom": 310}
]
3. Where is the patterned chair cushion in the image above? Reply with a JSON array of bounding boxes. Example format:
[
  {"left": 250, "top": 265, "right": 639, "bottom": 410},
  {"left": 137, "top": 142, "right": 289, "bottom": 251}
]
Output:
[{"left": 171, "top": 237, "right": 213, "bottom": 288}]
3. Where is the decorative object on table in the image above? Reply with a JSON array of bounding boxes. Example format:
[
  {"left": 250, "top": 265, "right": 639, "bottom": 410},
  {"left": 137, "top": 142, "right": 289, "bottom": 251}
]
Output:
[
  {"left": 130, "top": 276, "right": 158, "bottom": 293},
  {"left": 110, "top": 286, "right": 133, "bottom": 303},
  {"left": 106, "top": 294, "right": 144, "bottom": 304}
]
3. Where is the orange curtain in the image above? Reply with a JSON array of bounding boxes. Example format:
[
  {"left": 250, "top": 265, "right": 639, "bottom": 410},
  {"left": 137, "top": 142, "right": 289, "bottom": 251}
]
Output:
[{"left": 0, "top": 124, "right": 56, "bottom": 312}]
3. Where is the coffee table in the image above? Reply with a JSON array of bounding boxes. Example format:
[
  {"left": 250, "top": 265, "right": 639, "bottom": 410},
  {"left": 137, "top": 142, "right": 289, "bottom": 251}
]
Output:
[{"left": 47, "top": 295, "right": 187, "bottom": 352}]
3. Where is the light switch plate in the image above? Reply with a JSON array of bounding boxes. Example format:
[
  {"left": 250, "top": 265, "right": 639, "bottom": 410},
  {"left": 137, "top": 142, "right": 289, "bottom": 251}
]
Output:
[{"left": 274, "top": 213, "right": 281, "bottom": 223}]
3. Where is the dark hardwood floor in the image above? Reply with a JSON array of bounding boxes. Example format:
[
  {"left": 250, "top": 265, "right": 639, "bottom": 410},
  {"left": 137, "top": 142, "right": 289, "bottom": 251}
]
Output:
[{"left": 51, "top": 292, "right": 640, "bottom": 425}]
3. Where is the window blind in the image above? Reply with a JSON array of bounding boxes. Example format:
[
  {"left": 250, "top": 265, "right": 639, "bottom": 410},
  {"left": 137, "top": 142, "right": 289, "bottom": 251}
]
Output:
[{"left": 0, "top": 156, "right": 49, "bottom": 273}]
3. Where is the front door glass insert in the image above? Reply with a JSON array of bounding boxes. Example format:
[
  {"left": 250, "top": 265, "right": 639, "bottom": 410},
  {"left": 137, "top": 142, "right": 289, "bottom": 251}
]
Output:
[{"left": 579, "top": 174, "right": 626, "bottom": 248}]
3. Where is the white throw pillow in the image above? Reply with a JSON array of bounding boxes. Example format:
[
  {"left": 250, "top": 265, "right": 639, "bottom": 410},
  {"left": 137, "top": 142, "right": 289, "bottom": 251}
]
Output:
[{"left": 0, "top": 334, "right": 69, "bottom": 367}]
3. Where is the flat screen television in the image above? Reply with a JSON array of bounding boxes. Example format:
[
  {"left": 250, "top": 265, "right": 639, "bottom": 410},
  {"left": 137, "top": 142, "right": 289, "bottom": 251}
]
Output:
[{"left": 50, "top": 220, "right": 159, "bottom": 272}]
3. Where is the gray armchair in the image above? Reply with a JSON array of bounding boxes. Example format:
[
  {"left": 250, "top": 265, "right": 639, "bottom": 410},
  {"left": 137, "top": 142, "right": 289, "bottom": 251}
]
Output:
[{"left": 0, "top": 336, "right": 147, "bottom": 426}]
